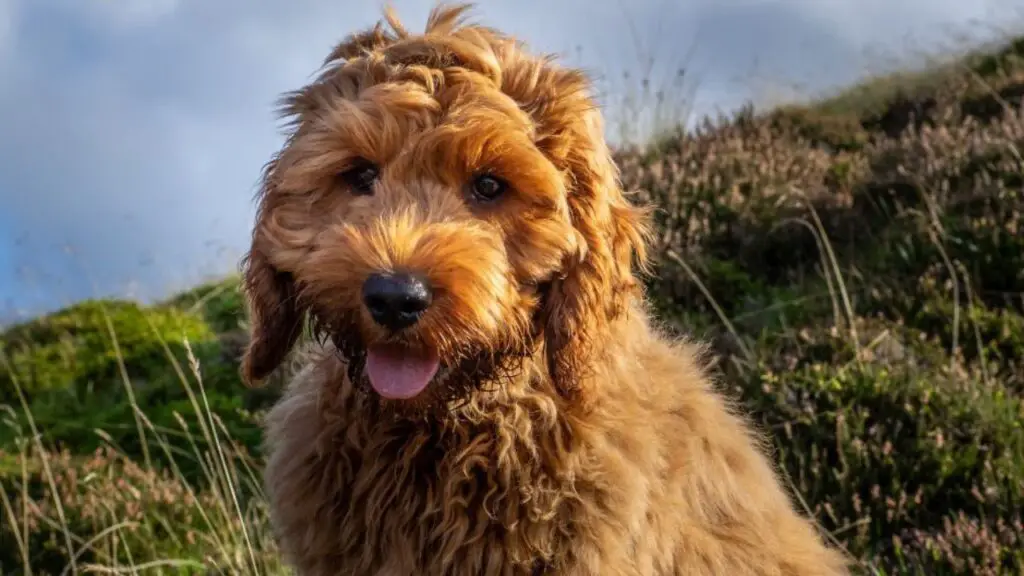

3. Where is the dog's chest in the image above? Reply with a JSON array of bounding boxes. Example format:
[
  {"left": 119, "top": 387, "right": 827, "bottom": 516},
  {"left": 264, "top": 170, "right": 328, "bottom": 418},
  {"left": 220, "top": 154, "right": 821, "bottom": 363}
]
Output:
[{"left": 306, "top": 420, "right": 578, "bottom": 575}]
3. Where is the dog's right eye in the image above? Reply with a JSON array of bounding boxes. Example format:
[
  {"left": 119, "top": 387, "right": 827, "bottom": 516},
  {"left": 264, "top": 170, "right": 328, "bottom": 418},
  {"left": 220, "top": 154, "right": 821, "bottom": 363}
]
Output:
[
  {"left": 338, "top": 162, "right": 379, "bottom": 196},
  {"left": 469, "top": 174, "right": 507, "bottom": 202}
]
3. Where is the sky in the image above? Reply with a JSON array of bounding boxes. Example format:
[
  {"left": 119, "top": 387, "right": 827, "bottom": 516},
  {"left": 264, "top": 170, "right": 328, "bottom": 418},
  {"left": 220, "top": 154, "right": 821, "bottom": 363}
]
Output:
[{"left": 1, "top": 0, "right": 1022, "bottom": 324}]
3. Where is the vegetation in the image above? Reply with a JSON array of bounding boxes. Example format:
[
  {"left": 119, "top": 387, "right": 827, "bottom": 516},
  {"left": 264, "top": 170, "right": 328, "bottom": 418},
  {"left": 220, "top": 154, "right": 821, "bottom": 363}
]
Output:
[{"left": 3, "top": 36, "right": 1024, "bottom": 576}]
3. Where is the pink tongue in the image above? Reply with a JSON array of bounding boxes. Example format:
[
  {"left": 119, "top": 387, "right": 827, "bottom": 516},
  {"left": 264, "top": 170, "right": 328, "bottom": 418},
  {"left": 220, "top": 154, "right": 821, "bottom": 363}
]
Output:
[{"left": 365, "top": 344, "right": 440, "bottom": 400}]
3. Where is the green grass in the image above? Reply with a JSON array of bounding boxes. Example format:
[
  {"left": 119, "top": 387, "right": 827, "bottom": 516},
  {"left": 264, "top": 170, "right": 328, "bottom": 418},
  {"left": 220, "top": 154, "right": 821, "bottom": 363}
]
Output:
[{"left": 3, "top": 34, "right": 1024, "bottom": 576}]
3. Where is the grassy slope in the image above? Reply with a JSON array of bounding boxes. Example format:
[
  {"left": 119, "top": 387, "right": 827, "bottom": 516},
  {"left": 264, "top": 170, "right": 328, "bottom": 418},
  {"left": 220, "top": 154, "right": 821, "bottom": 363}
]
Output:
[{"left": 3, "top": 38, "right": 1024, "bottom": 575}]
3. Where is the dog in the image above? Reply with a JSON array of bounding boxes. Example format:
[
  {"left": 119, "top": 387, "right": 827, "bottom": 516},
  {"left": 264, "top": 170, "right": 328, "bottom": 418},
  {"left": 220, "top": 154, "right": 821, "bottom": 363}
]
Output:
[{"left": 239, "top": 4, "right": 851, "bottom": 575}]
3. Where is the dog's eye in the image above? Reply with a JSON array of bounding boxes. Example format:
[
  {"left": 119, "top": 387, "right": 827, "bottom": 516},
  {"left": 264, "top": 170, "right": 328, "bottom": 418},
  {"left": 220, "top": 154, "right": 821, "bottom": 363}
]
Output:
[
  {"left": 339, "top": 162, "right": 379, "bottom": 196},
  {"left": 469, "top": 174, "right": 507, "bottom": 202}
]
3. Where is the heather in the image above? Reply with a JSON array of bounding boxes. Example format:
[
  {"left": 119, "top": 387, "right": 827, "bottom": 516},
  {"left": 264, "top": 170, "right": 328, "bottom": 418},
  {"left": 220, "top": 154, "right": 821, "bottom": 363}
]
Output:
[{"left": 2, "top": 38, "right": 1024, "bottom": 575}]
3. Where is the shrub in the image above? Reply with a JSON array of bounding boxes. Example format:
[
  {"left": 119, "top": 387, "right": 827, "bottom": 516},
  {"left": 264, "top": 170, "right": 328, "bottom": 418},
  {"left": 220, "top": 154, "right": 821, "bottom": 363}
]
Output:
[{"left": 0, "top": 444, "right": 280, "bottom": 575}]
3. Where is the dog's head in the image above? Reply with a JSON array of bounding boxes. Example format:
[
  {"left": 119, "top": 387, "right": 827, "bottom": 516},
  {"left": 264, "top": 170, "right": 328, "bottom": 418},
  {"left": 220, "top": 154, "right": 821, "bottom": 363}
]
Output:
[{"left": 240, "top": 4, "right": 650, "bottom": 409}]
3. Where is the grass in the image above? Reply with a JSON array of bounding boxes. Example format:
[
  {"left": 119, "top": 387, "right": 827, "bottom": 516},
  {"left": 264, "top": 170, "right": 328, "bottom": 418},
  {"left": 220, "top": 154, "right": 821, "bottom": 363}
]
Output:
[{"left": 3, "top": 33, "right": 1024, "bottom": 576}]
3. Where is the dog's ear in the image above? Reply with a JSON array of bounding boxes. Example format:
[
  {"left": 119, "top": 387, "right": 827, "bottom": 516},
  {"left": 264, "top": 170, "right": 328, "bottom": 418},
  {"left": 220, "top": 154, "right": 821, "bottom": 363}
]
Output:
[
  {"left": 537, "top": 100, "right": 652, "bottom": 404},
  {"left": 239, "top": 162, "right": 304, "bottom": 387}
]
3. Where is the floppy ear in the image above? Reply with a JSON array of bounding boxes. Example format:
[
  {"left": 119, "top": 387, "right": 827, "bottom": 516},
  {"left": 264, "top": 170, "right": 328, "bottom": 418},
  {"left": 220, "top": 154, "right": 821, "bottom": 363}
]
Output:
[
  {"left": 538, "top": 103, "right": 652, "bottom": 403},
  {"left": 239, "top": 163, "right": 304, "bottom": 387}
]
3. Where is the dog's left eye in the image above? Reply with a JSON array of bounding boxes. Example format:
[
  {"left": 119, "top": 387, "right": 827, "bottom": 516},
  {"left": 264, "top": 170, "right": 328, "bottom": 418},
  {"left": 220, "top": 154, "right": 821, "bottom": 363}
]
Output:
[
  {"left": 339, "top": 162, "right": 379, "bottom": 196},
  {"left": 469, "top": 174, "right": 507, "bottom": 202}
]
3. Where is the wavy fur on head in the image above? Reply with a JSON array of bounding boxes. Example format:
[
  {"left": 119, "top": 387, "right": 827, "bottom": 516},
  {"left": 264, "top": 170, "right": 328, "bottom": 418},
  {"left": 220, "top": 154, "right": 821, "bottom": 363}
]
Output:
[{"left": 241, "top": 4, "right": 851, "bottom": 575}]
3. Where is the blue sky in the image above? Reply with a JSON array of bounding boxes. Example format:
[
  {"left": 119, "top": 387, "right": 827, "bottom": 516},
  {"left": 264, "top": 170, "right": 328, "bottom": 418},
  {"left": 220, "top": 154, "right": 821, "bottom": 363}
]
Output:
[{"left": 1, "top": 0, "right": 1022, "bottom": 324}]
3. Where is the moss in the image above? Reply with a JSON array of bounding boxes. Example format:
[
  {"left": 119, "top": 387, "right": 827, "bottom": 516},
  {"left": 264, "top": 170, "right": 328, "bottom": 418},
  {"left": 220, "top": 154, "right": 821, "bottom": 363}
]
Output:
[
  {"left": 0, "top": 300, "right": 215, "bottom": 402},
  {"left": 0, "top": 300, "right": 273, "bottom": 476},
  {"left": 159, "top": 275, "right": 246, "bottom": 333}
]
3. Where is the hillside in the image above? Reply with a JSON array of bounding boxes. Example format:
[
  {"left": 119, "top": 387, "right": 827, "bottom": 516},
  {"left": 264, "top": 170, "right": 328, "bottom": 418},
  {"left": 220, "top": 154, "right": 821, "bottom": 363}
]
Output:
[{"left": 3, "top": 38, "right": 1024, "bottom": 575}]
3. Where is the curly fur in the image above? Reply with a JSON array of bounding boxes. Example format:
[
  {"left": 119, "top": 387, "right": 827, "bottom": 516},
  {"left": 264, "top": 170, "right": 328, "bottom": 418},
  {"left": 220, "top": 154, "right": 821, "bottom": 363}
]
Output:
[{"left": 240, "top": 4, "right": 852, "bottom": 574}]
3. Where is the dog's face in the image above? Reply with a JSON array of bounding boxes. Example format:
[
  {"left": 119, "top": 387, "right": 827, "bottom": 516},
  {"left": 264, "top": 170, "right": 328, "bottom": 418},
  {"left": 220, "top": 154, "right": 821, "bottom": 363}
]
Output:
[{"left": 240, "top": 6, "right": 649, "bottom": 409}]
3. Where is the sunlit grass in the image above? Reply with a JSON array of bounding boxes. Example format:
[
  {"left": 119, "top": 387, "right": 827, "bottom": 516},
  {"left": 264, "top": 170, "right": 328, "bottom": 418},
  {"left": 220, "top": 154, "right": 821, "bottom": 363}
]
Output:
[{"left": 0, "top": 311, "right": 285, "bottom": 575}]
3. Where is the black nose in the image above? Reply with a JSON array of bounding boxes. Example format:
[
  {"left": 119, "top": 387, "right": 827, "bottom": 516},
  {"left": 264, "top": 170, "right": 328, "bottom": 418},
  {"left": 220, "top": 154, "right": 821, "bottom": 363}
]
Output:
[{"left": 361, "top": 272, "right": 432, "bottom": 330}]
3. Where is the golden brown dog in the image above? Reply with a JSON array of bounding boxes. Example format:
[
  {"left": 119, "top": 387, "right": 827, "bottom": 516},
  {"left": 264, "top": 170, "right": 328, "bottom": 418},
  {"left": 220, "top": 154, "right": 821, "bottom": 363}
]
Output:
[{"left": 240, "top": 4, "right": 851, "bottom": 575}]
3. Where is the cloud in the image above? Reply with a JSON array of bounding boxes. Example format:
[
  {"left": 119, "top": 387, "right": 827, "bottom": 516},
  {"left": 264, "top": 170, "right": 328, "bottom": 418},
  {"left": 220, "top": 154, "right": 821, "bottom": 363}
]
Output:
[
  {"left": 72, "top": 0, "right": 183, "bottom": 28},
  {"left": 0, "top": 0, "right": 14, "bottom": 57},
  {"left": 0, "top": 0, "right": 1021, "bottom": 321}
]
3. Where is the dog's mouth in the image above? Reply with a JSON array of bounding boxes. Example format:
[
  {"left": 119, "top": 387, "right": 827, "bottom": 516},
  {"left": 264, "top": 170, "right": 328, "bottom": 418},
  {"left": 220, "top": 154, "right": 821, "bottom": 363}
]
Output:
[
  {"left": 318, "top": 307, "right": 530, "bottom": 404},
  {"left": 365, "top": 342, "right": 444, "bottom": 400}
]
